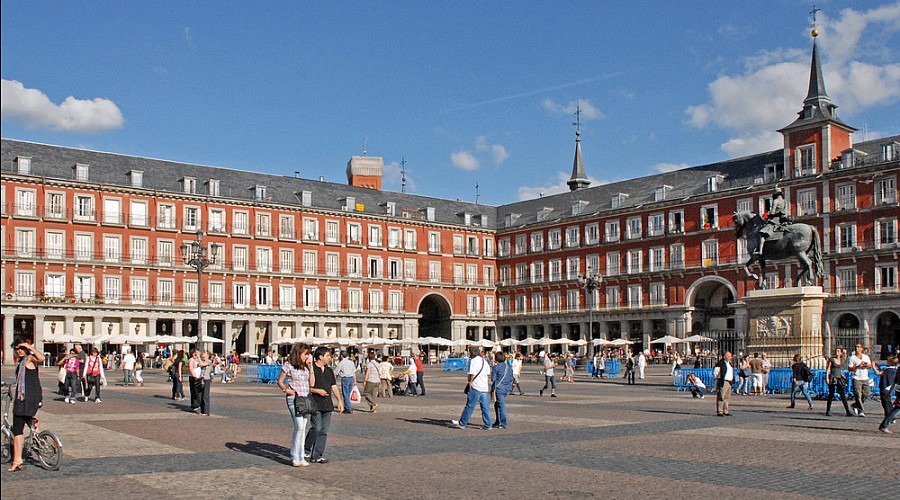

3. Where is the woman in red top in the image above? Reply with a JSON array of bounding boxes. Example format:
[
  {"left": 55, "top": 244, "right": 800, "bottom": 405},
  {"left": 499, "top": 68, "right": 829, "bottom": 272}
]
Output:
[{"left": 82, "top": 347, "right": 106, "bottom": 402}]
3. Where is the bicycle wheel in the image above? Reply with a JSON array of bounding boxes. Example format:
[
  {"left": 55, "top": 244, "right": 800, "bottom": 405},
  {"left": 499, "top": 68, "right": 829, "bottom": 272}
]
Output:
[
  {"left": 32, "top": 430, "right": 62, "bottom": 470},
  {"left": 1, "top": 427, "right": 12, "bottom": 464}
]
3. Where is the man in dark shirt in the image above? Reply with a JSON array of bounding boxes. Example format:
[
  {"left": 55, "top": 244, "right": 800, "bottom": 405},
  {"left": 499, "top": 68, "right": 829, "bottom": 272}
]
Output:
[{"left": 304, "top": 347, "right": 343, "bottom": 463}]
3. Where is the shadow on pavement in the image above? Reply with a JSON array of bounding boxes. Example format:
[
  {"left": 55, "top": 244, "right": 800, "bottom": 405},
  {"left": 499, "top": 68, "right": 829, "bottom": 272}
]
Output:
[
  {"left": 396, "top": 417, "right": 457, "bottom": 428},
  {"left": 226, "top": 441, "right": 290, "bottom": 465}
]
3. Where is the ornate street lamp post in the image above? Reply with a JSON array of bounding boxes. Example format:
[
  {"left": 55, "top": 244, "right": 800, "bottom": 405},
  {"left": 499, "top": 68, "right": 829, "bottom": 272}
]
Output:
[
  {"left": 180, "top": 231, "right": 220, "bottom": 352},
  {"left": 578, "top": 268, "right": 602, "bottom": 358}
]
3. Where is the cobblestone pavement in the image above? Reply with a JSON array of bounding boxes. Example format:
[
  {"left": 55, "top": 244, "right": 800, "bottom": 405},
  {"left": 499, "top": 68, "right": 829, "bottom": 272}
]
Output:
[{"left": 1, "top": 363, "right": 896, "bottom": 499}]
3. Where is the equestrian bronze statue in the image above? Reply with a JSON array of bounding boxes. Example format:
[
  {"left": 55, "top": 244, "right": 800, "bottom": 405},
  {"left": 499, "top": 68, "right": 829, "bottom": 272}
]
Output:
[{"left": 733, "top": 209, "right": 823, "bottom": 289}]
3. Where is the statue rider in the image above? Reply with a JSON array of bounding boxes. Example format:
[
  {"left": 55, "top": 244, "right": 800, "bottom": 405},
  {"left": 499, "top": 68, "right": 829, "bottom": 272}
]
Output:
[{"left": 756, "top": 187, "right": 792, "bottom": 256}]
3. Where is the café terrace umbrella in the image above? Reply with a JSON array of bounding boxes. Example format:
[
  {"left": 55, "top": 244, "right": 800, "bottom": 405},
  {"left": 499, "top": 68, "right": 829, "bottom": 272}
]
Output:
[
  {"left": 43, "top": 334, "right": 81, "bottom": 343},
  {"left": 650, "top": 335, "right": 683, "bottom": 345},
  {"left": 86, "top": 334, "right": 114, "bottom": 345},
  {"left": 498, "top": 338, "right": 519, "bottom": 347},
  {"left": 609, "top": 338, "right": 634, "bottom": 346},
  {"left": 591, "top": 338, "right": 613, "bottom": 346},
  {"left": 682, "top": 334, "right": 715, "bottom": 343}
]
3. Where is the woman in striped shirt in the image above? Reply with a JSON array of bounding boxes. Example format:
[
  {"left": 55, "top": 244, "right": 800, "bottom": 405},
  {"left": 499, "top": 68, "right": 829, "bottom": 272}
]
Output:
[{"left": 277, "top": 343, "right": 315, "bottom": 467}]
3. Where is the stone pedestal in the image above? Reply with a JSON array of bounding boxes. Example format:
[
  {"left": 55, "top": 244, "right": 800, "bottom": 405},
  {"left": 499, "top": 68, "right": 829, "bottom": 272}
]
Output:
[{"left": 739, "top": 286, "right": 828, "bottom": 366}]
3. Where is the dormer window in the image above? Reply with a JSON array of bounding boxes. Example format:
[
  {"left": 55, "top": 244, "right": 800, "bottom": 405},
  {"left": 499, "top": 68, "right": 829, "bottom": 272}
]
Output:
[
  {"left": 16, "top": 157, "right": 32, "bottom": 175},
  {"left": 460, "top": 212, "right": 472, "bottom": 226},
  {"left": 706, "top": 175, "right": 724, "bottom": 193},
  {"left": 763, "top": 163, "right": 785, "bottom": 182},
  {"left": 129, "top": 170, "right": 144, "bottom": 188},
  {"left": 384, "top": 201, "right": 396, "bottom": 216},
  {"left": 74, "top": 163, "right": 90, "bottom": 182},
  {"left": 254, "top": 185, "right": 267, "bottom": 200},
  {"left": 653, "top": 186, "right": 671, "bottom": 202},
  {"left": 207, "top": 179, "right": 220, "bottom": 196},
  {"left": 480, "top": 214, "right": 488, "bottom": 227},
  {"left": 884, "top": 142, "right": 899, "bottom": 162},
  {"left": 425, "top": 207, "right": 435, "bottom": 221},
  {"left": 537, "top": 207, "right": 553, "bottom": 222},
  {"left": 181, "top": 177, "right": 197, "bottom": 194},
  {"left": 342, "top": 197, "right": 356, "bottom": 212},
  {"left": 571, "top": 200, "right": 589, "bottom": 216},
  {"left": 611, "top": 193, "right": 629, "bottom": 209}
]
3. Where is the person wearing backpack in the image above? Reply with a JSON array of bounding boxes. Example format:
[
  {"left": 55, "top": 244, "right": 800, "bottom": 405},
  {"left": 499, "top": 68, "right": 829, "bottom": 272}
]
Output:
[
  {"left": 81, "top": 347, "right": 106, "bottom": 403},
  {"left": 787, "top": 354, "right": 814, "bottom": 411}
]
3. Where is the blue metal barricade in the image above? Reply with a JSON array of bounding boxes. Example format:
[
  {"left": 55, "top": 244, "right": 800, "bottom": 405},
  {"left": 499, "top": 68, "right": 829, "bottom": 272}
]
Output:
[
  {"left": 766, "top": 368, "right": 793, "bottom": 394},
  {"left": 257, "top": 364, "right": 281, "bottom": 384},
  {"left": 442, "top": 358, "right": 470, "bottom": 372},
  {"left": 245, "top": 363, "right": 260, "bottom": 383},
  {"left": 606, "top": 359, "right": 620, "bottom": 377},
  {"left": 673, "top": 368, "right": 714, "bottom": 391}
]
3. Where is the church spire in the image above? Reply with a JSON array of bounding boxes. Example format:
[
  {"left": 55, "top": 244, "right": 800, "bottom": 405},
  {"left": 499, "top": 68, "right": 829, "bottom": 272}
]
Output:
[{"left": 567, "top": 106, "right": 590, "bottom": 192}]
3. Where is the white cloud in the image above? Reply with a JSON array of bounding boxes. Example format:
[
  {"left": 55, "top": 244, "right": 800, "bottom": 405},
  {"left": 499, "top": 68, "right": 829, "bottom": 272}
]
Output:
[
  {"left": 451, "top": 150, "right": 480, "bottom": 171},
  {"left": 542, "top": 98, "right": 603, "bottom": 120},
  {"left": 654, "top": 162, "right": 691, "bottom": 173},
  {"left": 464, "top": 136, "right": 509, "bottom": 167},
  {"left": 516, "top": 171, "right": 611, "bottom": 201},
  {"left": 1, "top": 79, "right": 124, "bottom": 133},
  {"left": 490, "top": 144, "right": 508, "bottom": 165},
  {"left": 686, "top": 5, "right": 900, "bottom": 158}
]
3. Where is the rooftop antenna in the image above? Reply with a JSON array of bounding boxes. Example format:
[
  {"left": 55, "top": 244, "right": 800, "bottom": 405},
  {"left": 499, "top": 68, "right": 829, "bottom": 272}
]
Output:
[
  {"left": 363, "top": 136, "right": 368, "bottom": 156},
  {"left": 475, "top": 183, "right": 480, "bottom": 205},
  {"left": 400, "top": 157, "right": 408, "bottom": 194},
  {"left": 809, "top": 4, "right": 821, "bottom": 39}
]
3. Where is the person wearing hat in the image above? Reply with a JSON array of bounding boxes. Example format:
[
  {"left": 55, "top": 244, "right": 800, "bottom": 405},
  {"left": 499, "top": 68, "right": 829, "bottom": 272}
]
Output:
[{"left": 757, "top": 187, "right": 791, "bottom": 256}]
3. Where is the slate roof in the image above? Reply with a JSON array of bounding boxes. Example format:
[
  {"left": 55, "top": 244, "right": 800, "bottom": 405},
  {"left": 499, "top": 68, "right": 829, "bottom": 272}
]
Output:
[{"left": 2, "top": 135, "right": 897, "bottom": 232}]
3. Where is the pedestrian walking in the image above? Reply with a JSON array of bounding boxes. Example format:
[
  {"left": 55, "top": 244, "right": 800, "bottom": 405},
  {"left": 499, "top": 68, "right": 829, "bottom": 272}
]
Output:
[
  {"left": 540, "top": 353, "right": 558, "bottom": 397},
  {"left": 624, "top": 352, "right": 636, "bottom": 385},
  {"left": 877, "top": 365, "right": 899, "bottom": 434},
  {"left": 875, "top": 356, "right": 898, "bottom": 428},
  {"left": 304, "top": 347, "right": 343, "bottom": 463},
  {"left": 81, "top": 347, "right": 106, "bottom": 403},
  {"left": 277, "top": 343, "right": 315, "bottom": 467},
  {"left": 511, "top": 352, "right": 525, "bottom": 395},
  {"left": 491, "top": 352, "right": 514, "bottom": 429},
  {"left": 404, "top": 354, "right": 418, "bottom": 396},
  {"left": 171, "top": 350, "right": 186, "bottom": 401},
  {"left": 848, "top": 344, "right": 874, "bottom": 417},
  {"left": 787, "top": 354, "right": 814, "bottom": 411},
  {"left": 450, "top": 347, "right": 491, "bottom": 429},
  {"left": 134, "top": 352, "right": 145, "bottom": 387},
  {"left": 188, "top": 349, "right": 202, "bottom": 412},
  {"left": 363, "top": 350, "right": 380, "bottom": 412},
  {"left": 199, "top": 351, "right": 212, "bottom": 416},
  {"left": 58, "top": 348, "right": 82, "bottom": 403},
  {"left": 378, "top": 355, "right": 394, "bottom": 398},
  {"left": 120, "top": 347, "right": 136, "bottom": 386},
  {"left": 637, "top": 350, "right": 647, "bottom": 380},
  {"left": 824, "top": 348, "right": 853, "bottom": 417},
  {"left": 415, "top": 352, "right": 426, "bottom": 396},
  {"left": 335, "top": 351, "right": 356, "bottom": 414}
]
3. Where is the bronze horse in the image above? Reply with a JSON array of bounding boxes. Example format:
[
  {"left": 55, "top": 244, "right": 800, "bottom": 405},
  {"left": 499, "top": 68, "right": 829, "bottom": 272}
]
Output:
[{"left": 733, "top": 211, "right": 823, "bottom": 289}]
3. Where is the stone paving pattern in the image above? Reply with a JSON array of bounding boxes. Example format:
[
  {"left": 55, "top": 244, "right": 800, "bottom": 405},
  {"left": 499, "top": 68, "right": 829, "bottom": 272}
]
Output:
[{"left": 1, "top": 363, "right": 897, "bottom": 499}]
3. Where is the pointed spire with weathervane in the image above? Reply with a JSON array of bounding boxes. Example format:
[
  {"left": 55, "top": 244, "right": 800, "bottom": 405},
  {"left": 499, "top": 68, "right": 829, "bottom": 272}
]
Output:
[{"left": 567, "top": 105, "right": 590, "bottom": 192}]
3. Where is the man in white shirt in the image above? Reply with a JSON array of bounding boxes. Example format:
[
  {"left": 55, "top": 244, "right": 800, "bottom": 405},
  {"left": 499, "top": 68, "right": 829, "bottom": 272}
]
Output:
[
  {"left": 120, "top": 348, "right": 137, "bottom": 386},
  {"left": 511, "top": 353, "right": 524, "bottom": 395},
  {"left": 848, "top": 344, "right": 873, "bottom": 417},
  {"left": 405, "top": 356, "right": 418, "bottom": 396},
  {"left": 713, "top": 351, "right": 735, "bottom": 416},
  {"left": 637, "top": 350, "right": 647, "bottom": 380},
  {"left": 335, "top": 351, "right": 357, "bottom": 414},
  {"left": 451, "top": 348, "right": 492, "bottom": 429}
]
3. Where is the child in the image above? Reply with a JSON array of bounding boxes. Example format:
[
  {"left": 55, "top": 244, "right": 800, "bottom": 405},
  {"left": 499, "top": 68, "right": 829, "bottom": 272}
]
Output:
[{"left": 686, "top": 373, "right": 706, "bottom": 399}]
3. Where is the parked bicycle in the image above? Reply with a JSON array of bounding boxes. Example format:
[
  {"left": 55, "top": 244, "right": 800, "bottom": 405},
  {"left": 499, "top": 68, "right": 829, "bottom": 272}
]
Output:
[{"left": 1, "top": 382, "right": 62, "bottom": 471}]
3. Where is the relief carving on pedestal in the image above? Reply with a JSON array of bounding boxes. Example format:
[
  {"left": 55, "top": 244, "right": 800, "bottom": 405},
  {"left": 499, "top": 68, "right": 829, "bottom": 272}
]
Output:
[{"left": 755, "top": 316, "right": 792, "bottom": 339}]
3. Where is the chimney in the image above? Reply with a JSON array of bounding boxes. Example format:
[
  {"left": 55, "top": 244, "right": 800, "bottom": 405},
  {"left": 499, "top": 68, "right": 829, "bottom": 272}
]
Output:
[{"left": 346, "top": 156, "right": 384, "bottom": 190}]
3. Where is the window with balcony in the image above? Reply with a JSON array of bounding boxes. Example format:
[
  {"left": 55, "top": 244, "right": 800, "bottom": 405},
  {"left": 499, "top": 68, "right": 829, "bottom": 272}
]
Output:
[
  {"left": 650, "top": 247, "right": 665, "bottom": 272},
  {"left": 650, "top": 283, "right": 665, "bottom": 306},
  {"left": 482, "top": 237, "right": 493, "bottom": 256},
  {"left": 836, "top": 267, "right": 857, "bottom": 295},
  {"left": 347, "top": 223, "right": 361, "bottom": 245},
  {"left": 103, "top": 198, "right": 122, "bottom": 225},
  {"left": 75, "top": 195, "right": 94, "bottom": 221},
  {"left": 548, "top": 229, "right": 562, "bottom": 249},
  {"left": 702, "top": 240, "right": 718, "bottom": 267},
  {"left": 875, "top": 265, "right": 898, "bottom": 293},
  {"left": 46, "top": 192, "right": 65, "bottom": 219},
  {"left": 404, "top": 259, "right": 416, "bottom": 281},
  {"left": 467, "top": 236, "right": 479, "bottom": 256},
  {"left": 158, "top": 204, "right": 175, "bottom": 229},
  {"left": 605, "top": 287, "right": 619, "bottom": 308},
  {"left": 668, "top": 210, "right": 684, "bottom": 233},
  {"left": 256, "top": 213, "right": 271, "bottom": 237},
  {"left": 530, "top": 232, "right": 544, "bottom": 253},
  {"left": 184, "top": 206, "right": 199, "bottom": 231},
  {"left": 701, "top": 205, "right": 718, "bottom": 229},
  {"left": 585, "top": 223, "right": 599, "bottom": 245},
  {"left": 158, "top": 279, "right": 174, "bottom": 306},
  {"left": 279, "top": 216, "right": 295, "bottom": 239},
  {"left": 368, "top": 225, "right": 382, "bottom": 247},
  {"left": 428, "top": 261, "right": 441, "bottom": 283},
  {"left": 15, "top": 228, "right": 35, "bottom": 258},
  {"left": 670, "top": 244, "right": 684, "bottom": 270},
  {"left": 795, "top": 145, "right": 816, "bottom": 176},
  {"left": 347, "top": 254, "right": 362, "bottom": 277},
  {"left": 566, "top": 226, "right": 580, "bottom": 247},
  {"left": 45, "top": 231, "right": 64, "bottom": 259},
  {"left": 129, "top": 200, "right": 148, "bottom": 227},
  {"left": 529, "top": 293, "right": 542, "bottom": 314},
  {"left": 303, "top": 287, "right": 320, "bottom": 311},
  {"left": 514, "top": 234, "right": 526, "bottom": 255},
  {"left": 368, "top": 257, "right": 382, "bottom": 279},
  {"left": 325, "top": 253, "right": 339, "bottom": 276},
  {"left": 797, "top": 189, "right": 817, "bottom": 216},
  {"left": 627, "top": 285, "right": 642, "bottom": 308},
  {"left": 208, "top": 209, "right": 226, "bottom": 233},
  {"left": 836, "top": 223, "right": 857, "bottom": 252},
  {"left": 835, "top": 183, "right": 856, "bottom": 211},
  {"left": 131, "top": 278, "right": 148, "bottom": 305},
  {"left": 566, "top": 256, "right": 580, "bottom": 280},
  {"left": 429, "top": 232, "right": 441, "bottom": 253},
  {"left": 233, "top": 246, "right": 248, "bottom": 271},
  {"left": 627, "top": 249, "right": 642, "bottom": 274},
  {"left": 876, "top": 219, "right": 898, "bottom": 249},
  {"left": 347, "top": 288, "right": 361, "bottom": 312},
  {"left": 301, "top": 250, "right": 316, "bottom": 275},
  {"left": 736, "top": 198, "right": 752, "bottom": 214},
  {"left": 209, "top": 282, "right": 224, "bottom": 307},
  {"left": 158, "top": 240, "right": 174, "bottom": 266},
  {"left": 606, "top": 252, "right": 620, "bottom": 276},
  {"left": 255, "top": 285, "right": 271, "bottom": 309},
  {"left": 388, "top": 258, "right": 402, "bottom": 280},
  {"left": 466, "top": 264, "right": 477, "bottom": 285},
  {"left": 75, "top": 233, "right": 92, "bottom": 261},
  {"left": 15, "top": 272, "right": 35, "bottom": 300},
  {"left": 604, "top": 220, "right": 620, "bottom": 242},
  {"left": 103, "top": 235, "right": 121, "bottom": 263},
  {"left": 530, "top": 261, "right": 544, "bottom": 283},
  {"left": 74, "top": 275, "right": 94, "bottom": 301},
  {"left": 130, "top": 237, "right": 148, "bottom": 264},
  {"left": 256, "top": 247, "right": 272, "bottom": 272},
  {"left": 301, "top": 218, "right": 318, "bottom": 241},
  {"left": 388, "top": 291, "right": 403, "bottom": 313},
  {"left": 483, "top": 265, "right": 494, "bottom": 286},
  {"left": 233, "top": 283, "right": 249, "bottom": 309},
  {"left": 485, "top": 296, "right": 495, "bottom": 315},
  {"left": 369, "top": 289, "right": 383, "bottom": 313},
  {"left": 325, "top": 220, "right": 340, "bottom": 243},
  {"left": 875, "top": 177, "right": 897, "bottom": 206},
  {"left": 280, "top": 249, "right": 294, "bottom": 273},
  {"left": 104, "top": 276, "right": 121, "bottom": 304},
  {"left": 388, "top": 228, "right": 401, "bottom": 249},
  {"left": 514, "top": 263, "right": 526, "bottom": 285},
  {"left": 44, "top": 273, "right": 64, "bottom": 299},
  {"left": 280, "top": 285, "right": 296, "bottom": 310}
]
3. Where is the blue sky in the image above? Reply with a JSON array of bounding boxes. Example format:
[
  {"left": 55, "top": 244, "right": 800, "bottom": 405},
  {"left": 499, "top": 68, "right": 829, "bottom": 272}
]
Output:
[{"left": 2, "top": 1, "right": 898, "bottom": 204}]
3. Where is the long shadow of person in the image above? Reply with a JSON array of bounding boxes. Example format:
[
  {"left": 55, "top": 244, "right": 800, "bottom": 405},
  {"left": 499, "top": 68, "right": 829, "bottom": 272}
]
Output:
[{"left": 225, "top": 441, "right": 292, "bottom": 465}]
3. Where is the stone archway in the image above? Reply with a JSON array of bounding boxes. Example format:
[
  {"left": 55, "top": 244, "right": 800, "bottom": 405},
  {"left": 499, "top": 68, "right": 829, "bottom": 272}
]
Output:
[
  {"left": 836, "top": 313, "right": 860, "bottom": 329},
  {"left": 685, "top": 276, "right": 737, "bottom": 331},
  {"left": 418, "top": 294, "right": 452, "bottom": 340},
  {"left": 876, "top": 311, "right": 900, "bottom": 359}
]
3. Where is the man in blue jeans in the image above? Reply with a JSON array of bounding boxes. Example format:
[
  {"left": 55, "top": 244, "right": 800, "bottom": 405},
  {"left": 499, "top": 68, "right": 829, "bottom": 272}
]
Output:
[
  {"left": 335, "top": 351, "right": 357, "bottom": 414},
  {"left": 451, "top": 348, "right": 491, "bottom": 429}
]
